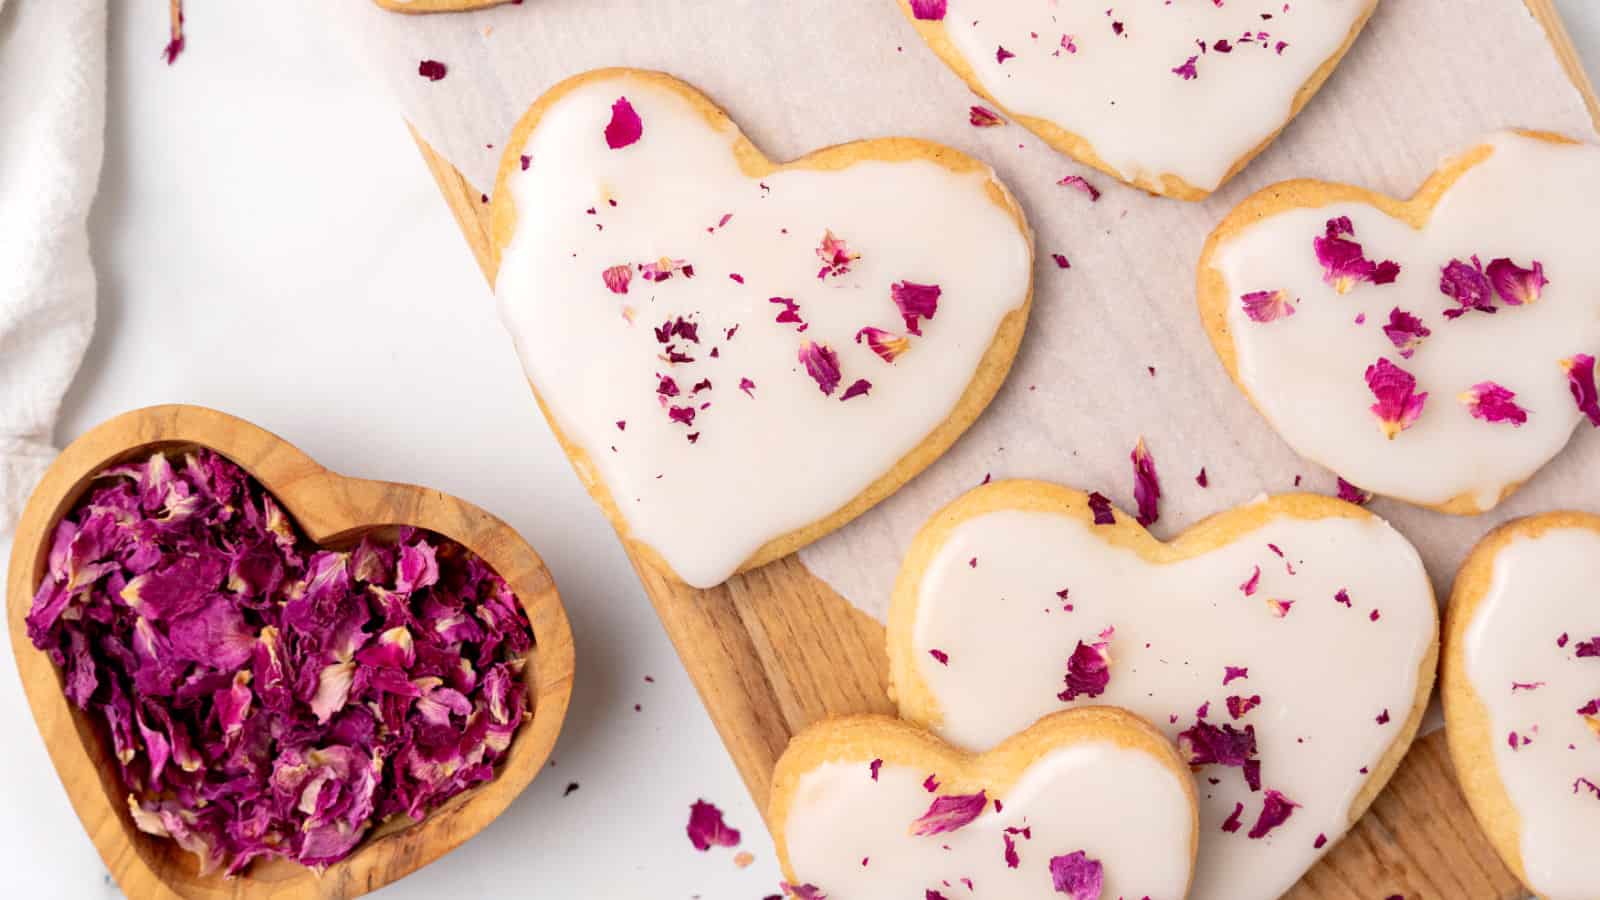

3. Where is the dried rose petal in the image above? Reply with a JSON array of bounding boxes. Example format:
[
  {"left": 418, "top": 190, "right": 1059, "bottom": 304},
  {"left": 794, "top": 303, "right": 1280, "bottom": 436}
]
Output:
[
  {"left": 891, "top": 281, "right": 941, "bottom": 336},
  {"left": 840, "top": 379, "right": 872, "bottom": 402},
  {"left": 1227, "top": 694, "right": 1262, "bottom": 719},
  {"left": 909, "top": 0, "right": 946, "bottom": 20},
  {"left": 1459, "top": 382, "right": 1529, "bottom": 426},
  {"left": 1086, "top": 492, "right": 1115, "bottom": 525},
  {"left": 1057, "top": 633, "right": 1112, "bottom": 702},
  {"left": 816, "top": 230, "right": 860, "bottom": 280},
  {"left": 687, "top": 800, "right": 741, "bottom": 851},
  {"left": 856, "top": 327, "right": 910, "bottom": 363},
  {"left": 602, "top": 265, "right": 632, "bottom": 295},
  {"left": 640, "top": 257, "right": 692, "bottom": 282},
  {"left": 910, "top": 791, "right": 986, "bottom": 836},
  {"left": 1561, "top": 354, "right": 1600, "bottom": 426},
  {"left": 1058, "top": 175, "right": 1102, "bottom": 202},
  {"left": 1365, "top": 358, "right": 1427, "bottom": 439},
  {"left": 771, "top": 296, "right": 807, "bottom": 331},
  {"left": 1173, "top": 55, "right": 1200, "bottom": 80},
  {"left": 1576, "top": 637, "right": 1600, "bottom": 657},
  {"left": 1382, "top": 308, "right": 1430, "bottom": 358},
  {"left": 996, "top": 45, "right": 1015, "bottom": 64},
  {"left": 1247, "top": 790, "right": 1299, "bottom": 838},
  {"left": 1049, "top": 850, "right": 1104, "bottom": 899},
  {"left": 417, "top": 60, "right": 447, "bottom": 82},
  {"left": 1221, "top": 802, "right": 1244, "bottom": 833},
  {"left": 1241, "top": 290, "right": 1296, "bottom": 323},
  {"left": 798, "top": 341, "right": 842, "bottom": 396},
  {"left": 969, "top": 106, "right": 1005, "bottom": 127},
  {"left": 1130, "top": 439, "right": 1161, "bottom": 527},
  {"left": 1239, "top": 566, "right": 1260, "bottom": 597},
  {"left": 1336, "top": 478, "right": 1373, "bottom": 506},
  {"left": 1266, "top": 598, "right": 1293, "bottom": 618},
  {"left": 604, "top": 96, "right": 643, "bottom": 149},
  {"left": 1486, "top": 258, "right": 1547, "bottom": 306},
  {"left": 164, "top": 0, "right": 186, "bottom": 65},
  {"left": 1178, "top": 721, "right": 1258, "bottom": 775},
  {"left": 870, "top": 759, "right": 882, "bottom": 781},
  {"left": 1315, "top": 217, "right": 1399, "bottom": 293},
  {"left": 1223, "top": 666, "right": 1249, "bottom": 685},
  {"left": 1440, "top": 256, "right": 1497, "bottom": 319}
]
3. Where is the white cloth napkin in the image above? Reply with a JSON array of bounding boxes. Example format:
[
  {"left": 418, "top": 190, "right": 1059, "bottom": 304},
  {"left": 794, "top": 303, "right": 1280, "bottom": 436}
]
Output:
[{"left": 0, "top": 0, "right": 106, "bottom": 534}]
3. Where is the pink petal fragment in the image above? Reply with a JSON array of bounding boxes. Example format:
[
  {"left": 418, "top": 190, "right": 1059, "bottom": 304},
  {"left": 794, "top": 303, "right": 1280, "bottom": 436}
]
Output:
[
  {"left": 798, "top": 341, "right": 841, "bottom": 396},
  {"left": 1315, "top": 217, "right": 1399, "bottom": 294},
  {"left": 1173, "top": 55, "right": 1200, "bottom": 80},
  {"left": 891, "top": 281, "right": 942, "bottom": 335},
  {"left": 1562, "top": 354, "right": 1600, "bottom": 426},
  {"left": 855, "top": 327, "right": 910, "bottom": 363},
  {"left": 602, "top": 264, "right": 632, "bottom": 295},
  {"left": 1221, "top": 802, "right": 1245, "bottom": 833},
  {"left": 996, "top": 45, "right": 1015, "bottom": 64},
  {"left": 816, "top": 230, "right": 860, "bottom": 280},
  {"left": 910, "top": 791, "right": 986, "bottom": 836},
  {"left": 909, "top": 0, "right": 947, "bottom": 19},
  {"left": 1223, "top": 665, "right": 1249, "bottom": 685},
  {"left": 771, "top": 296, "right": 807, "bottom": 332},
  {"left": 1241, "top": 290, "right": 1296, "bottom": 323},
  {"left": 1459, "top": 381, "right": 1529, "bottom": 426},
  {"left": 1486, "top": 258, "right": 1547, "bottom": 306},
  {"left": 969, "top": 106, "right": 1005, "bottom": 127},
  {"left": 604, "top": 97, "right": 643, "bottom": 149},
  {"left": 1247, "top": 790, "right": 1299, "bottom": 839},
  {"left": 1382, "top": 308, "right": 1430, "bottom": 358},
  {"left": 1086, "top": 492, "right": 1115, "bottom": 525},
  {"left": 1131, "top": 438, "right": 1161, "bottom": 527},
  {"left": 1336, "top": 478, "right": 1372, "bottom": 506},
  {"left": 1049, "top": 851, "right": 1104, "bottom": 899},
  {"left": 1440, "top": 256, "right": 1497, "bottom": 319},
  {"left": 840, "top": 379, "right": 872, "bottom": 402},
  {"left": 1057, "top": 633, "right": 1112, "bottom": 702},
  {"left": 1365, "top": 357, "right": 1428, "bottom": 439},
  {"left": 1058, "top": 175, "right": 1102, "bottom": 202},
  {"left": 1239, "top": 566, "right": 1260, "bottom": 597},
  {"left": 687, "top": 800, "right": 741, "bottom": 851},
  {"left": 418, "top": 60, "right": 447, "bottom": 82}
]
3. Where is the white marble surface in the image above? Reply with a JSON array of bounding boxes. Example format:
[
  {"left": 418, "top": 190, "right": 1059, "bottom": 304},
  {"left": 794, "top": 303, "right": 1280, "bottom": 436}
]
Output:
[{"left": 1, "top": 1, "right": 1597, "bottom": 898}]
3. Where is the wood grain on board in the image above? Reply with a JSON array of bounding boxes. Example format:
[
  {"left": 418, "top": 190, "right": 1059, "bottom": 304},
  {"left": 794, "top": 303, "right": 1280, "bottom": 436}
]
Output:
[
  {"left": 413, "top": 4, "right": 1598, "bottom": 895},
  {"left": 5, "top": 405, "right": 575, "bottom": 899}
]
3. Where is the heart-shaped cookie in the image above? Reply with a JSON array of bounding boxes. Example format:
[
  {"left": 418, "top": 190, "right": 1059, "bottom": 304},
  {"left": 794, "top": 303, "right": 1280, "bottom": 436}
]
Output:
[
  {"left": 1442, "top": 512, "right": 1600, "bottom": 900},
  {"left": 4, "top": 405, "right": 575, "bottom": 900},
  {"left": 1198, "top": 130, "right": 1600, "bottom": 514},
  {"left": 895, "top": 0, "right": 1376, "bottom": 199},
  {"left": 770, "top": 708, "right": 1197, "bottom": 899},
  {"left": 490, "top": 69, "right": 1033, "bottom": 588},
  {"left": 887, "top": 480, "right": 1438, "bottom": 900}
]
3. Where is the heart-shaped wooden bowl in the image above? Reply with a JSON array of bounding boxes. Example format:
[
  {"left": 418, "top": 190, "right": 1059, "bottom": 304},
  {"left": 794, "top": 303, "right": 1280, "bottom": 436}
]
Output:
[{"left": 5, "top": 404, "right": 575, "bottom": 899}]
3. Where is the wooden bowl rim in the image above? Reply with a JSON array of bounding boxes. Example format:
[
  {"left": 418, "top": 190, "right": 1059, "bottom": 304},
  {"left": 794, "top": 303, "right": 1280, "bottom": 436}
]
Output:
[{"left": 5, "top": 404, "right": 576, "bottom": 899}]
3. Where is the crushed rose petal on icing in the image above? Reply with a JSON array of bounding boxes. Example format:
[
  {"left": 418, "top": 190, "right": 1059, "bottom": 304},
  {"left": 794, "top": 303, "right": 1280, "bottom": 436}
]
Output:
[
  {"left": 602, "top": 264, "right": 632, "bottom": 295},
  {"left": 1052, "top": 253, "right": 1071, "bottom": 269},
  {"left": 996, "top": 45, "right": 1016, "bottom": 64},
  {"left": 910, "top": 791, "right": 987, "bottom": 836},
  {"left": 1086, "top": 492, "right": 1115, "bottom": 525},
  {"left": 929, "top": 649, "right": 950, "bottom": 666},
  {"left": 1336, "top": 478, "right": 1373, "bottom": 506},
  {"left": 1459, "top": 382, "right": 1529, "bottom": 426},
  {"left": 1486, "top": 258, "right": 1548, "bottom": 306},
  {"left": 798, "top": 342, "right": 842, "bottom": 396},
  {"left": 1266, "top": 598, "right": 1293, "bottom": 618},
  {"left": 855, "top": 327, "right": 910, "bottom": 364},
  {"left": 640, "top": 257, "right": 693, "bottom": 283},
  {"left": 1247, "top": 790, "right": 1298, "bottom": 839},
  {"left": 1221, "top": 802, "right": 1244, "bottom": 833},
  {"left": 1058, "top": 175, "right": 1102, "bottom": 202},
  {"left": 908, "top": 0, "right": 946, "bottom": 20},
  {"left": 1575, "top": 636, "right": 1600, "bottom": 657},
  {"left": 1196, "top": 467, "right": 1209, "bottom": 488},
  {"left": 739, "top": 377, "right": 756, "bottom": 397},
  {"left": 1440, "top": 256, "right": 1498, "bottom": 319},
  {"left": 782, "top": 883, "right": 826, "bottom": 899},
  {"left": 1048, "top": 851, "right": 1103, "bottom": 900},
  {"left": 1336, "top": 588, "right": 1353, "bottom": 607},
  {"left": 840, "top": 379, "right": 872, "bottom": 402},
  {"left": 1315, "top": 217, "right": 1399, "bottom": 294},
  {"left": 869, "top": 759, "right": 882, "bottom": 781},
  {"left": 1227, "top": 694, "right": 1262, "bottom": 719},
  {"left": 1057, "top": 633, "right": 1113, "bottom": 702},
  {"left": 1131, "top": 438, "right": 1161, "bottom": 527},
  {"left": 770, "top": 296, "right": 807, "bottom": 332},
  {"left": 1314, "top": 833, "right": 1328, "bottom": 850},
  {"left": 1178, "top": 720, "right": 1260, "bottom": 791},
  {"left": 417, "top": 59, "right": 447, "bottom": 82},
  {"left": 1381, "top": 308, "right": 1431, "bottom": 358},
  {"left": 687, "top": 800, "right": 741, "bottom": 851},
  {"left": 1239, "top": 567, "right": 1260, "bottom": 597},
  {"left": 1365, "top": 358, "right": 1427, "bottom": 439},
  {"left": 604, "top": 96, "right": 643, "bottom": 149},
  {"left": 1223, "top": 666, "right": 1249, "bottom": 685},
  {"left": 891, "top": 281, "right": 942, "bottom": 335},
  {"left": 923, "top": 774, "right": 940, "bottom": 792},
  {"left": 1241, "top": 289, "right": 1297, "bottom": 323},
  {"left": 1172, "top": 55, "right": 1200, "bottom": 80},
  {"left": 969, "top": 106, "right": 1005, "bottom": 128},
  {"left": 815, "top": 230, "right": 860, "bottom": 280},
  {"left": 1561, "top": 354, "right": 1600, "bottom": 426}
]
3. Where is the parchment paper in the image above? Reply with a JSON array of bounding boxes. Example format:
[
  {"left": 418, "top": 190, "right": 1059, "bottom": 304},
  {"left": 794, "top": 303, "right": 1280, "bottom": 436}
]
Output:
[{"left": 332, "top": 0, "right": 1597, "bottom": 622}]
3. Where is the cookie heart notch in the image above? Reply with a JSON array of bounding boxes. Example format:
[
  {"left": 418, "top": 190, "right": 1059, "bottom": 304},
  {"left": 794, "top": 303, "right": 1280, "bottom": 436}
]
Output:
[
  {"left": 1442, "top": 512, "right": 1600, "bottom": 900},
  {"left": 888, "top": 481, "right": 1438, "bottom": 900},
  {"left": 5, "top": 405, "right": 575, "bottom": 900},
  {"left": 490, "top": 69, "right": 1034, "bottom": 588},
  {"left": 895, "top": 0, "right": 1377, "bottom": 199},
  {"left": 770, "top": 709, "right": 1198, "bottom": 900},
  {"left": 1199, "top": 130, "right": 1600, "bottom": 514}
]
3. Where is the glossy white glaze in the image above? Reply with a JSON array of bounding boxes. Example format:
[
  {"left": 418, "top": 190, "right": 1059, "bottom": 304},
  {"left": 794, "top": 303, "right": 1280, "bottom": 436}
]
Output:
[
  {"left": 1215, "top": 132, "right": 1600, "bottom": 511},
  {"left": 1463, "top": 527, "right": 1600, "bottom": 900},
  {"left": 938, "top": 0, "right": 1369, "bottom": 191},
  {"left": 495, "top": 73, "right": 1032, "bottom": 587},
  {"left": 784, "top": 744, "right": 1193, "bottom": 899},
  {"left": 907, "top": 501, "right": 1435, "bottom": 900}
]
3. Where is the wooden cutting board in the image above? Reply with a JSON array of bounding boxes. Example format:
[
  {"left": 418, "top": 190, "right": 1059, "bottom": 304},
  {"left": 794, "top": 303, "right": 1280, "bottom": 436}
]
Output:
[{"left": 412, "top": 3, "right": 1599, "bottom": 895}]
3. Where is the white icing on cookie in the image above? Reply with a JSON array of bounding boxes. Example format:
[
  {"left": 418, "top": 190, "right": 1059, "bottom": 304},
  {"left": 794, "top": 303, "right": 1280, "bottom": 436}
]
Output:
[
  {"left": 931, "top": 0, "right": 1370, "bottom": 192},
  {"left": 1462, "top": 527, "right": 1600, "bottom": 900},
  {"left": 495, "top": 73, "right": 1032, "bottom": 588},
  {"left": 784, "top": 745, "right": 1193, "bottom": 899},
  {"left": 903, "top": 498, "right": 1435, "bottom": 900},
  {"left": 1213, "top": 132, "right": 1600, "bottom": 512}
]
